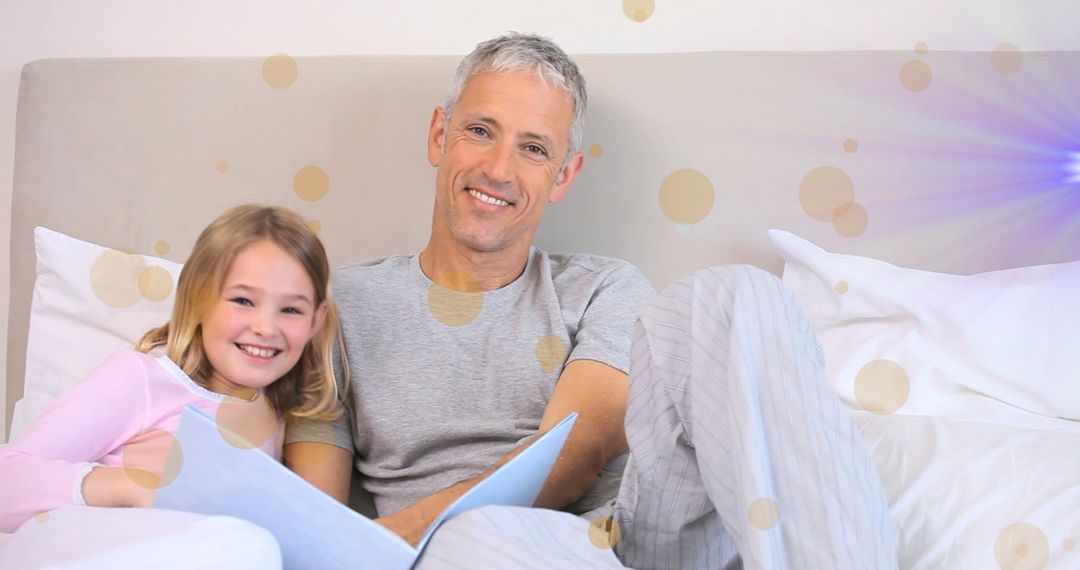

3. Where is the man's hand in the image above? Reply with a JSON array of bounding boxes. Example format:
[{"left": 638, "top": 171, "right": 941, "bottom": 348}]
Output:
[
  {"left": 373, "top": 482, "right": 472, "bottom": 546},
  {"left": 375, "top": 505, "right": 431, "bottom": 547}
]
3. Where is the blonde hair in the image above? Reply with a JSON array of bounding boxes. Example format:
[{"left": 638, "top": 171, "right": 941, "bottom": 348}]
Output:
[{"left": 138, "top": 205, "right": 343, "bottom": 421}]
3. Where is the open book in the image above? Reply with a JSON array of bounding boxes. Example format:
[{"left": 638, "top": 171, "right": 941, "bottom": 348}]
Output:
[{"left": 154, "top": 406, "right": 577, "bottom": 569}]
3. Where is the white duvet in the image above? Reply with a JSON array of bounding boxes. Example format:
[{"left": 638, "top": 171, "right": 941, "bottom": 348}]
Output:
[{"left": 855, "top": 411, "right": 1079, "bottom": 569}]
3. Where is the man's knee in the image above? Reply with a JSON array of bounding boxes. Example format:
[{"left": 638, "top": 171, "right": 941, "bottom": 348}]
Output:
[
  {"left": 641, "top": 265, "right": 799, "bottom": 343},
  {"left": 646, "top": 264, "right": 781, "bottom": 313},
  {"left": 694, "top": 264, "right": 780, "bottom": 290},
  {"left": 666, "top": 264, "right": 786, "bottom": 308}
]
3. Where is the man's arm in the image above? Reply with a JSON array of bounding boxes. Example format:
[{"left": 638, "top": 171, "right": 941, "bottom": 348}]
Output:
[
  {"left": 375, "top": 358, "right": 628, "bottom": 545},
  {"left": 533, "top": 359, "right": 629, "bottom": 507},
  {"left": 284, "top": 442, "right": 353, "bottom": 504}
]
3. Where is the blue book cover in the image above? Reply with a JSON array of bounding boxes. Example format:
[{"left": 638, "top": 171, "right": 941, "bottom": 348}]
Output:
[{"left": 155, "top": 406, "right": 577, "bottom": 569}]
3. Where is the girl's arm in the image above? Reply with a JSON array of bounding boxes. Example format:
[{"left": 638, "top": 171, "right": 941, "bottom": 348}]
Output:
[
  {"left": 0, "top": 350, "right": 152, "bottom": 532},
  {"left": 80, "top": 466, "right": 156, "bottom": 508},
  {"left": 284, "top": 441, "right": 353, "bottom": 504}
]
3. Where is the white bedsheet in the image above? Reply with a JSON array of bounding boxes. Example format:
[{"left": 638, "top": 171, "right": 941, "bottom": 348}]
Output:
[
  {"left": 0, "top": 507, "right": 281, "bottom": 569},
  {"left": 854, "top": 411, "right": 1080, "bottom": 569}
]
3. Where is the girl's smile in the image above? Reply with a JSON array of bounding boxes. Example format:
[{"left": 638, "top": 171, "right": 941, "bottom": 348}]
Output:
[{"left": 201, "top": 239, "right": 326, "bottom": 396}]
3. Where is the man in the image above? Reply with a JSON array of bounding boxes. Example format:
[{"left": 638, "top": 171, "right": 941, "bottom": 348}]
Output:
[
  {"left": 286, "top": 33, "right": 898, "bottom": 569},
  {"left": 286, "top": 30, "right": 654, "bottom": 540}
]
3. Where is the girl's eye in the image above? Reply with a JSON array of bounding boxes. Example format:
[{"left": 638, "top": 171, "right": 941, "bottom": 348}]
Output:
[
  {"left": 282, "top": 307, "right": 303, "bottom": 315},
  {"left": 230, "top": 297, "right": 253, "bottom": 307}
]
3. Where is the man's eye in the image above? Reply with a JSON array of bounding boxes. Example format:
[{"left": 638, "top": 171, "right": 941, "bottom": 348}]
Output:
[
  {"left": 468, "top": 126, "right": 489, "bottom": 137},
  {"left": 524, "top": 144, "right": 547, "bottom": 156},
  {"left": 230, "top": 297, "right": 253, "bottom": 307}
]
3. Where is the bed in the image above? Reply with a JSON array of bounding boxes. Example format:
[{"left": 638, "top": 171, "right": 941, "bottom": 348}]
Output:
[{"left": 3, "top": 51, "right": 1079, "bottom": 568}]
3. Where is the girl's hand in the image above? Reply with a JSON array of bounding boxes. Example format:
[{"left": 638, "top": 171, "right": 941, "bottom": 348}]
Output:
[{"left": 81, "top": 466, "right": 158, "bottom": 508}]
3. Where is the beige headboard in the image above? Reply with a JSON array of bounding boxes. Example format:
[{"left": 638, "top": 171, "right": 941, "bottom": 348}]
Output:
[{"left": 8, "top": 51, "right": 1080, "bottom": 434}]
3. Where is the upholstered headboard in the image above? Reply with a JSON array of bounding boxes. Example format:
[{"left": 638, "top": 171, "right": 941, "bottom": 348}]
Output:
[{"left": 8, "top": 51, "right": 1080, "bottom": 434}]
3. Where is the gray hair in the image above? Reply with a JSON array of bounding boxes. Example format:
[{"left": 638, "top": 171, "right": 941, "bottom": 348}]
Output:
[{"left": 443, "top": 32, "right": 588, "bottom": 159}]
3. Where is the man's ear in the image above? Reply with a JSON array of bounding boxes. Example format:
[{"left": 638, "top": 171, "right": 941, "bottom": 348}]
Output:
[
  {"left": 550, "top": 151, "right": 585, "bottom": 204},
  {"left": 427, "top": 107, "right": 447, "bottom": 167}
]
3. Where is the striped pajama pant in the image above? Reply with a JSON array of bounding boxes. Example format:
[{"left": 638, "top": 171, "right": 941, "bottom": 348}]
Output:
[{"left": 611, "top": 265, "right": 898, "bottom": 570}]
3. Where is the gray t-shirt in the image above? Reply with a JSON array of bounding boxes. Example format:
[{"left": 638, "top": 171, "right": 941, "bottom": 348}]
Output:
[{"left": 287, "top": 247, "right": 655, "bottom": 516}]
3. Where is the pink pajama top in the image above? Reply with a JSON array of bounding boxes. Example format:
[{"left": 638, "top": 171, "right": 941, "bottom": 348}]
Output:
[{"left": 0, "top": 349, "right": 283, "bottom": 532}]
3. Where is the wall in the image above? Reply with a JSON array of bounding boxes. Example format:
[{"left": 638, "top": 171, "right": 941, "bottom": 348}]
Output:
[{"left": 2, "top": 0, "right": 1078, "bottom": 442}]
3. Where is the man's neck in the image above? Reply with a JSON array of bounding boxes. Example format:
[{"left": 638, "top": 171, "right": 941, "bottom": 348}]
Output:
[{"left": 418, "top": 240, "right": 530, "bottom": 292}]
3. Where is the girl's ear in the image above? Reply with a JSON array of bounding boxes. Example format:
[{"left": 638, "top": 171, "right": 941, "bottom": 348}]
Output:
[{"left": 310, "top": 301, "right": 329, "bottom": 339}]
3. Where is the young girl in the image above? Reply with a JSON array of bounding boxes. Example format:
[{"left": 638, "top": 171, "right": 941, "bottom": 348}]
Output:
[{"left": 0, "top": 204, "right": 343, "bottom": 533}]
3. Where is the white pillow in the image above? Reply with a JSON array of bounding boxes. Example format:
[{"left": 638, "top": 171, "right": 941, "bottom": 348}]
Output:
[
  {"left": 11, "top": 227, "right": 182, "bottom": 438},
  {"left": 771, "top": 230, "right": 1080, "bottom": 569},
  {"left": 768, "top": 229, "right": 1080, "bottom": 428}
]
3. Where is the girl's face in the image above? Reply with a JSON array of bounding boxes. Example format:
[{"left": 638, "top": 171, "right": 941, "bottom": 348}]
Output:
[{"left": 201, "top": 239, "right": 326, "bottom": 395}]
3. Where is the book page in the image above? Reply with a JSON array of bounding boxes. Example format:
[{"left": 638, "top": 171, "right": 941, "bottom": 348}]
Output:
[
  {"left": 155, "top": 407, "right": 415, "bottom": 569},
  {"left": 155, "top": 407, "right": 577, "bottom": 569},
  {"left": 415, "top": 412, "right": 578, "bottom": 554}
]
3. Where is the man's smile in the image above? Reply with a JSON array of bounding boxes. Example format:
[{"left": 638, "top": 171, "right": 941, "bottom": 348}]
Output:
[{"left": 466, "top": 187, "right": 512, "bottom": 207}]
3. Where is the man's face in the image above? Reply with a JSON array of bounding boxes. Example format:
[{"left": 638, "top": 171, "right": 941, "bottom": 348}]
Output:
[{"left": 426, "top": 70, "right": 583, "bottom": 255}]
